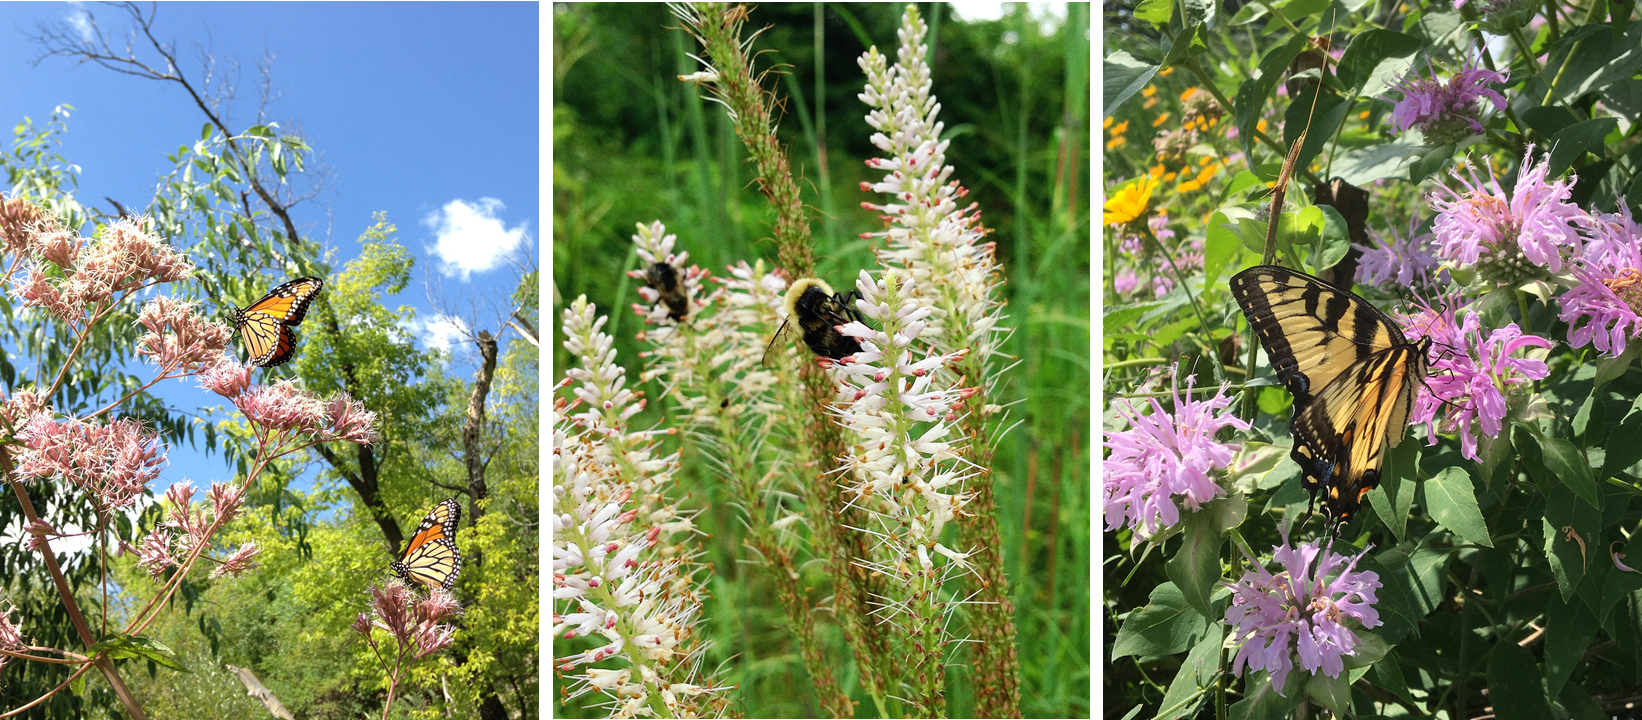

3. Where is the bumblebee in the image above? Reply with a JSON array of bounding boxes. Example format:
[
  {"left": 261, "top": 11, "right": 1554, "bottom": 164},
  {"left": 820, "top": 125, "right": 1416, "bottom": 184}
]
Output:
[
  {"left": 765, "top": 278, "right": 865, "bottom": 364},
  {"left": 643, "top": 262, "right": 689, "bottom": 322}
]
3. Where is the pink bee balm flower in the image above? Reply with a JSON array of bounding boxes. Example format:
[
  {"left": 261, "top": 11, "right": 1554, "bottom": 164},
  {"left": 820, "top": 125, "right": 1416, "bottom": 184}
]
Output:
[
  {"left": 1387, "top": 47, "right": 1508, "bottom": 146},
  {"left": 1409, "top": 312, "right": 1550, "bottom": 461},
  {"left": 1559, "top": 204, "right": 1642, "bottom": 356},
  {"left": 1355, "top": 216, "right": 1442, "bottom": 289},
  {"left": 1429, "top": 146, "right": 1587, "bottom": 278},
  {"left": 1224, "top": 529, "right": 1381, "bottom": 694},
  {"left": 1102, "top": 367, "right": 1249, "bottom": 538}
]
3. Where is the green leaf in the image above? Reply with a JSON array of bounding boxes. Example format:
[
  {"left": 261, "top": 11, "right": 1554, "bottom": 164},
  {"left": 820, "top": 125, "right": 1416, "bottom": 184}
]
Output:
[
  {"left": 1136, "top": 0, "right": 1173, "bottom": 26},
  {"left": 1548, "top": 118, "right": 1619, "bottom": 177},
  {"left": 1304, "top": 671, "right": 1350, "bottom": 718},
  {"left": 1335, "top": 29, "right": 1422, "bottom": 97},
  {"left": 1155, "top": 625, "right": 1224, "bottom": 720},
  {"left": 1342, "top": 630, "right": 1390, "bottom": 670},
  {"left": 1104, "top": 301, "right": 1169, "bottom": 336},
  {"left": 1105, "top": 52, "right": 1160, "bottom": 118},
  {"left": 1372, "top": 651, "right": 1412, "bottom": 704},
  {"left": 1219, "top": 170, "right": 1263, "bottom": 202},
  {"left": 87, "top": 632, "right": 190, "bottom": 673},
  {"left": 1545, "top": 594, "right": 1599, "bottom": 700},
  {"left": 1111, "top": 582, "right": 1213, "bottom": 659},
  {"left": 1332, "top": 140, "right": 1420, "bottom": 187},
  {"left": 1601, "top": 396, "right": 1642, "bottom": 478},
  {"left": 1273, "top": 207, "right": 1323, "bottom": 250},
  {"left": 1601, "top": 536, "right": 1642, "bottom": 621},
  {"left": 200, "top": 122, "right": 214, "bottom": 141},
  {"left": 1228, "top": 670, "right": 1305, "bottom": 720},
  {"left": 1522, "top": 105, "right": 1581, "bottom": 137},
  {"left": 1543, "top": 483, "right": 1603, "bottom": 605},
  {"left": 71, "top": 671, "right": 87, "bottom": 696},
  {"left": 1233, "top": 36, "right": 1309, "bottom": 157},
  {"left": 1538, "top": 436, "right": 1600, "bottom": 508},
  {"left": 1281, "top": 87, "right": 1350, "bottom": 182},
  {"left": 1490, "top": 642, "right": 1552, "bottom": 720},
  {"left": 1593, "top": 342, "right": 1642, "bottom": 392},
  {"left": 1238, "top": 217, "right": 1273, "bottom": 255},
  {"left": 1162, "top": 24, "right": 1209, "bottom": 68},
  {"left": 1167, "top": 509, "right": 1225, "bottom": 619},
  {"left": 1203, "top": 211, "right": 1242, "bottom": 289},
  {"left": 1368, "top": 439, "right": 1417, "bottom": 542},
  {"left": 1257, "top": 385, "right": 1293, "bottom": 416},
  {"left": 1309, "top": 205, "right": 1350, "bottom": 273},
  {"left": 1425, "top": 466, "right": 1493, "bottom": 547}
]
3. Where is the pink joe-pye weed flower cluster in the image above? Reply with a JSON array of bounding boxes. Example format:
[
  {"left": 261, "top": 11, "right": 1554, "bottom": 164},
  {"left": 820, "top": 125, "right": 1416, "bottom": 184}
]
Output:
[
  {"left": 354, "top": 581, "right": 462, "bottom": 660},
  {"left": 136, "top": 295, "right": 233, "bottom": 376},
  {"left": 131, "top": 480, "right": 259, "bottom": 580},
  {"left": 1103, "top": 366, "right": 1249, "bottom": 539},
  {"left": 13, "top": 217, "right": 193, "bottom": 326},
  {"left": 15, "top": 414, "right": 164, "bottom": 512},
  {"left": 1429, "top": 146, "right": 1586, "bottom": 279},
  {"left": 0, "top": 603, "right": 22, "bottom": 674},
  {"left": 1405, "top": 307, "right": 1551, "bottom": 462},
  {"left": 1224, "top": 529, "right": 1382, "bottom": 694}
]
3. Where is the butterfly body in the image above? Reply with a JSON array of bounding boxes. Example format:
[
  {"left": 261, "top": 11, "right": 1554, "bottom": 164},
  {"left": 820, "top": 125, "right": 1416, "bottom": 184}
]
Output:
[
  {"left": 1229, "top": 265, "right": 1430, "bottom": 529},
  {"left": 233, "top": 277, "right": 323, "bottom": 368},
  {"left": 392, "top": 498, "right": 462, "bottom": 591}
]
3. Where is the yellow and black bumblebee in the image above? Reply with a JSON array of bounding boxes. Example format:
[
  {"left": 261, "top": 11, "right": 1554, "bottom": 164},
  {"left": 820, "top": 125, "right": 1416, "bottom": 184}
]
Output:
[
  {"left": 643, "top": 262, "right": 689, "bottom": 322},
  {"left": 765, "top": 278, "right": 865, "bottom": 364}
]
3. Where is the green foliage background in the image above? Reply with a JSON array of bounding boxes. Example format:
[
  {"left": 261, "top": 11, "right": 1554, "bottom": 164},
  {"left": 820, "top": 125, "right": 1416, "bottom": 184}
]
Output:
[{"left": 553, "top": 2, "right": 1090, "bottom": 717}]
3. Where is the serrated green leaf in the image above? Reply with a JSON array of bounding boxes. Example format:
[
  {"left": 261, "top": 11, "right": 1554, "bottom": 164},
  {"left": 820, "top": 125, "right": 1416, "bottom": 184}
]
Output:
[
  {"left": 1112, "top": 582, "right": 1213, "bottom": 659},
  {"left": 1425, "top": 466, "right": 1493, "bottom": 547},
  {"left": 1538, "top": 435, "right": 1600, "bottom": 508},
  {"left": 1167, "top": 510, "right": 1225, "bottom": 619}
]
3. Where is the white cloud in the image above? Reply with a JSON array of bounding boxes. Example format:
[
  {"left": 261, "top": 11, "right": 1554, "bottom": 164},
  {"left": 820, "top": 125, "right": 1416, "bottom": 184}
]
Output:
[
  {"left": 423, "top": 198, "right": 528, "bottom": 280},
  {"left": 66, "top": 3, "right": 93, "bottom": 42},
  {"left": 402, "top": 315, "right": 471, "bottom": 352}
]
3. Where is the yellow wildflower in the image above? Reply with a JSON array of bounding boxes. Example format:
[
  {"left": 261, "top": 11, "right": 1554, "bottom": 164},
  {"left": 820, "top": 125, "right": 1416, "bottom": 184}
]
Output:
[
  {"left": 1160, "top": 67, "right": 1175, "bottom": 76},
  {"left": 1142, "top": 85, "right": 1157, "bottom": 98},
  {"left": 1107, "top": 136, "right": 1127, "bottom": 150},
  {"left": 1149, "top": 164, "right": 1166, "bottom": 178},
  {"left": 1153, "top": 113, "right": 1171, "bottom": 127},
  {"left": 1143, "top": 97, "right": 1159, "bottom": 109},
  {"left": 1257, "top": 119, "right": 1268, "bottom": 134},
  {"left": 1179, "top": 87, "right": 1198, "bottom": 102},
  {"left": 1195, "top": 162, "right": 1221, "bottom": 184},
  {"left": 1358, "top": 110, "right": 1370, "bottom": 119},
  {"left": 1103, "top": 175, "right": 1158, "bottom": 225},
  {"left": 1111, "top": 120, "right": 1131, "bottom": 135},
  {"left": 1198, "top": 155, "right": 1213, "bottom": 167},
  {"left": 1164, "top": 171, "right": 1178, "bottom": 182},
  {"left": 1104, "top": 116, "right": 1114, "bottom": 130}
]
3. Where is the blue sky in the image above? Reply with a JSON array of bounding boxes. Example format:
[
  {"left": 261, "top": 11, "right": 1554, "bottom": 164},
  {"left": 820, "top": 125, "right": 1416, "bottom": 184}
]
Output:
[{"left": 0, "top": 2, "right": 538, "bottom": 496}]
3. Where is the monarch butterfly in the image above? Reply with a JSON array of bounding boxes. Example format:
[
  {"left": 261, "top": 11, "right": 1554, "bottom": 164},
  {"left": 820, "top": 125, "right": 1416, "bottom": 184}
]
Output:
[
  {"left": 391, "top": 498, "right": 462, "bottom": 591},
  {"left": 1229, "top": 265, "right": 1431, "bottom": 532},
  {"left": 232, "top": 277, "right": 323, "bottom": 368}
]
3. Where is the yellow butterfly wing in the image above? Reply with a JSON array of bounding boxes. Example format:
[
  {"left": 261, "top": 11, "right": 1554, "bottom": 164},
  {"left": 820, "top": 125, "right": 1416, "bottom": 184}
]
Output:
[{"left": 1229, "top": 265, "right": 1429, "bottom": 526}]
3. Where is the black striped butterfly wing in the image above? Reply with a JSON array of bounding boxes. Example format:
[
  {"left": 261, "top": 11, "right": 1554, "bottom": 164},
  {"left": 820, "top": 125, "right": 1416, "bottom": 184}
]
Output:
[
  {"left": 391, "top": 498, "right": 462, "bottom": 591},
  {"left": 1229, "top": 265, "right": 1429, "bottom": 526},
  {"left": 234, "top": 277, "right": 323, "bottom": 367}
]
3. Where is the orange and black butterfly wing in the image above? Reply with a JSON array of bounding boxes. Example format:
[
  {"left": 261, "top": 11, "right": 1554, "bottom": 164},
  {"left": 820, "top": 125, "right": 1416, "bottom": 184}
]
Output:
[
  {"left": 391, "top": 498, "right": 463, "bottom": 590},
  {"left": 234, "top": 277, "right": 322, "bottom": 367}
]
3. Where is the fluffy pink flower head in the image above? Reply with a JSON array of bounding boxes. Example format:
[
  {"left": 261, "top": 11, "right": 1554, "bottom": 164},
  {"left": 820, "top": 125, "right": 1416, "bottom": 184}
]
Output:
[
  {"left": 322, "top": 395, "right": 380, "bottom": 445},
  {"left": 210, "top": 542, "right": 262, "bottom": 579},
  {"left": 199, "top": 361, "right": 255, "bottom": 399},
  {"left": 1103, "top": 366, "right": 1249, "bottom": 538},
  {"left": 13, "top": 219, "right": 193, "bottom": 324},
  {"left": 137, "top": 296, "right": 233, "bottom": 375},
  {"left": 1356, "top": 216, "right": 1442, "bottom": 289},
  {"left": 362, "top": 581, "right": 462, "bottom": 658},
  {"left": 15, "top": 415, "right": 165, "bottom": 510},
  {"left": 1429, "top": 147, "right": 1587, "bottom": 279},
  {"left": 135, "top": 529, "right": 174, "bottom": 579},
  {"left": 1409, "top": 311, "right": 1550, "bottom": 461},
  {"left": 234, "top": 380, "right": 329, "bottom": 433},
  {"left": 1224, "top": 529, "right": 1382, "bottom": 694},
  {"left": 1387, "top": 47, "right": 1508, "bottom": 146}
]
